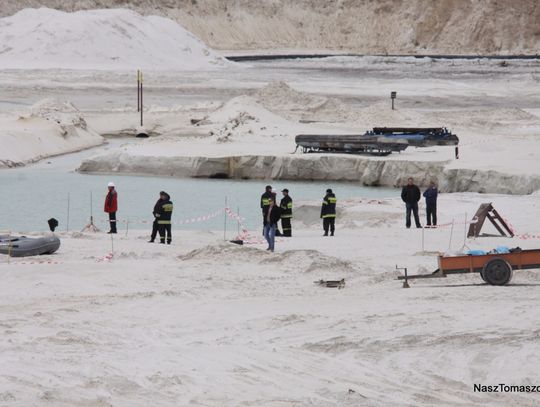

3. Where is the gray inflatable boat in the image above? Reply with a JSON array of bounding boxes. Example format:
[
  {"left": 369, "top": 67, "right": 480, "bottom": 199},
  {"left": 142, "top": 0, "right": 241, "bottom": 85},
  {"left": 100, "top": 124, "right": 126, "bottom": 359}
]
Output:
[{"left": 0, "top": 235, "right": 61, "bottom": 257}]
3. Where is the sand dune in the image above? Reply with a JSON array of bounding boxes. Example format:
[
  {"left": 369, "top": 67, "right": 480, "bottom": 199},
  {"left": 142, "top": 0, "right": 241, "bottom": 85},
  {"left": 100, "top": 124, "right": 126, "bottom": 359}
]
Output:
[{"left": 2, "top": 1, "right": 539, "bottom": 54}]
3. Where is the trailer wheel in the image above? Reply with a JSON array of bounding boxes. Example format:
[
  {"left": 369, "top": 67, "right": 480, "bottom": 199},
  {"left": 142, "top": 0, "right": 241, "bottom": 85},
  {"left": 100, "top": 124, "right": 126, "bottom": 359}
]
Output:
[{"left": 482, "top": 258, "right": 513, "bottom": 286}]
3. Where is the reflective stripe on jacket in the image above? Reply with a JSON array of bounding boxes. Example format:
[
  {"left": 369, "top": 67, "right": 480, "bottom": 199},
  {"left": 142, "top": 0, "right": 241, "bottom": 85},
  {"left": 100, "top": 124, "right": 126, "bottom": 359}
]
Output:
[
  {"left": 155, "top": 200, "right": 173, "bottom": 225},
  {"left": 280, "top": 196, "right": 293, "bottom": 218},
  {"left": 261, "top": 191, "right": 273, "bottom": 215},
  {"left": 321, "top": 193, "right": 336, "bottom": 218}
]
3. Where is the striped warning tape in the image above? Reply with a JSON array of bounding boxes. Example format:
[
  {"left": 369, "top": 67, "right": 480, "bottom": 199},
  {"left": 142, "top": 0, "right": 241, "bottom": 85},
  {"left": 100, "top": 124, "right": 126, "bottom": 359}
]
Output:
[
  {"left": 341, "top": 198, "right": 385, "bottom": 205},
  {"left": 225, "top": 208, "right": 288, "bottom": 245},
  {"left": 97, "top": 208, "right": 225, "bottom": 226},
  {"left": 96, "top": 253, "right": 114, "bottom": 263},
  {"left": 498, "top": 216, "right": 540, "bottom": 240},
  {"left": 419, "top": 217, "right": 479, "bottom": 229},
  {"left": 1, "top": 260, "right": 62, "bottom": 266}
]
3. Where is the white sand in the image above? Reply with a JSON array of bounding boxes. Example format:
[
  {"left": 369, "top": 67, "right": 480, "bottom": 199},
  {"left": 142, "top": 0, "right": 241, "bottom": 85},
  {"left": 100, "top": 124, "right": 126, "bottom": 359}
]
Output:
[
  {"left": 2, "top": 1, "right": 539, "bottom": 55},
  {"left": 0, "top": 8, "right": 230, "bottom": 70},
  {"left": 1, "top": 193, "right": 539, "bottom": 406},
  {"left": 78, "top": 81, "right": 540, "bottom": 194},
  {"left": 0, "top": 99, "right": 104, "bottom": 167},
  {"left": 0, "top": 9, "right": 539, "bottom": 404}
]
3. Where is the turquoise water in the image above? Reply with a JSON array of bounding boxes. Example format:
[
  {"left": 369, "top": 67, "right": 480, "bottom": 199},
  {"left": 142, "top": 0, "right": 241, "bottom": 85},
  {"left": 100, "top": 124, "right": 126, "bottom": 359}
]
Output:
[{"left": 0, "top": 142, "right": 397, "bottom": 233}]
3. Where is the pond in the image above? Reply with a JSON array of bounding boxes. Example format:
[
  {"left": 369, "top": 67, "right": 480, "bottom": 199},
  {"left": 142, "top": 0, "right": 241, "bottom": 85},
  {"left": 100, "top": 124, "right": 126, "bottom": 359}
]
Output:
[{"left": 0, "top": 140, "right": 397, "bottom": 234}]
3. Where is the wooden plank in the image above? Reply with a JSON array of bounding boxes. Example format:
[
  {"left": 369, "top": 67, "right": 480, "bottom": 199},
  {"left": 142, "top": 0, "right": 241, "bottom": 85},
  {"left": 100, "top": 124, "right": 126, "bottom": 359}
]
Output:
[
  {"left": 491, "top": 209, "right": 515, "bottom": 237},
  {"left": 486, "top": 213, "right": 507, "bottom": 236},
  {"left": 467, "top": 203, "right": 492, "bottom": 237}
]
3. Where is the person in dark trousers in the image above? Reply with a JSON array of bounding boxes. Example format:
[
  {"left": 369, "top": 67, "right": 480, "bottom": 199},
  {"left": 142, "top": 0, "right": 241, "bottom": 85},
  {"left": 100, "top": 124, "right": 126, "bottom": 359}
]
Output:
[
  {"left": 264, "top": 197, "right": 281, "bottom": 252},
  {"left": 280, "top": 189, "right": 293, "bottom": 237},
  {"left": 321, "top": 189, "right": 337, "bottom": 236},
  {"left": 155, "top": 191, "right": 173, "bottom": 244},
  {"left": 260, "top": 185, "right": 273, "bottom": 235},
  {"left": 104, "top": 181, "right": 118, "bottom": 234},
  {"left": 149, "top": 191, "right": 165, "bottom": 242},
  {"left": 423, "top": 181, "right": 438, "bottom": 227},
  {"left": 401, "top": 177, "right": 422, "bottom": 228},
  {"left": 271, "top": 188, "right": 283, "bottom": 236}
]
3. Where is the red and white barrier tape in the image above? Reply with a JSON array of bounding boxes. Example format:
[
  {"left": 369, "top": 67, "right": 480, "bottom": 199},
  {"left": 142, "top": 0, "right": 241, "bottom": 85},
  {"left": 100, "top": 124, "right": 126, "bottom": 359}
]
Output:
[
  {"left": 224, "top": 208, "right": 288, "bottom": 245},
  {"left": 1, "top": 260, "right": 62, "bottom": 266},
  {"left": 482, "top": 215, "right": 540, "bottom": 240},
  {"left": 342, "top": 198, "right": 385, "bottom": 205},
  {"left": 433, "top": 217, "right": 479, "bottom": 229},
  {"left": 498, "top": 215, "right": 540, "bottom": 240},
  {"left": 97, "top": 208, "right": 224, "bottom": 226},
  {"left": 96, "top": 253, "right": 114, "bottom": 263},
  {"left": 516, "top": 233, "right": 540, "bottom": 240}
]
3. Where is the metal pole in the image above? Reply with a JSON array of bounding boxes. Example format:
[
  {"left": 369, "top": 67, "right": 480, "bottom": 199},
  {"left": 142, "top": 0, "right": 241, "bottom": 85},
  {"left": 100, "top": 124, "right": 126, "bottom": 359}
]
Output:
[
  {"left": 125, "top": 219, "right": 129, "bottom": 237},
  {"left": 422, "top": 225, "right": 425, "bottom": 252},
  {"left": 396, "top": 265, "right": 409, "bottom": 288},
  {"left": 224, "top": 197, "right": 228, "bottom": 241},
  {"left": 67, "top": 192, "right": 70, "bottom": 232},
  {"left": 90, "top": 190, "right": 94, "bottom": 229},
  {"left": 463, "top": 212, "right": 467, "bottom": 246},
  {"left": 140, "top": 71, "right": 143, "bottom": 127},
  {"left": 392, "top": 99, "right": 395, "bottom": 110},
  {"left": 448, "top": 219, "right": 455, "bottom": 252},
  {"left": 137, "top": 70, "right": 140, "bottom": 112},
  {"left": 110, "top": 233, "right": 114, "bottom": 257}
]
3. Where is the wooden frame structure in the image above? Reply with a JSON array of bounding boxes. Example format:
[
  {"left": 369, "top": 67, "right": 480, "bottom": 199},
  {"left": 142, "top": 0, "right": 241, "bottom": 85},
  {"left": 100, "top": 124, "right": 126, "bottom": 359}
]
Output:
[{"left": 467, "top": 203, "right": 514, "bottom": 238}]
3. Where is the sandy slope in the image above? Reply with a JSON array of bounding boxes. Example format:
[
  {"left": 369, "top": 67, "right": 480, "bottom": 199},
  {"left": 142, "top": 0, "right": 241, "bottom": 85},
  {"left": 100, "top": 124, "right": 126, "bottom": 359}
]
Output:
[
  {"left": 2, "top": 1, "right": 540, "bottom": 54},
  {"left": 0, "top": 99, "right": 104, "bottom": 167},
  {"left": 0, "top": 8, "right": 229, "bottom": 70},
  {"left": 1, "top": 193, "right": 539, "bottom": 406},
  {"left": 78, "top": 82, "right": 540, "bottom": 194}
]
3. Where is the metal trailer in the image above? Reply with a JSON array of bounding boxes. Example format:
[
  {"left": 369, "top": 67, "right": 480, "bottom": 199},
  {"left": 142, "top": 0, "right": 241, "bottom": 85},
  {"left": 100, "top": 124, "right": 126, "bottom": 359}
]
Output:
[
  {"left": 397, "top": 249, "right": 540, "bottom": 286},
  {"left": 295, "top": 134, "right": 408, "bottom": 156},
  {"left": 368, "top": 127, "right": 459, "bottom": 147}
]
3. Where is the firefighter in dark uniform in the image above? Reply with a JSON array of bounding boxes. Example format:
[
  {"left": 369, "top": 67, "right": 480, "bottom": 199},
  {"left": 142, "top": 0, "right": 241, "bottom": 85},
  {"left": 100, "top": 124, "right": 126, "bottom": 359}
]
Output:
[
  {"left": 280, "top": 188, "right": 293, "bottom": 237},
  {"left": 260, "top": 185, "right": 273, "bottom": 234},
  {"left": 321, "top": 188, "right": 337, "bottom": 236},
  {"left": 149, "top": 192, "right": 164, "bottom": 243},
  {"left": 155, "top": 191, "right": 173, "bottom": 244}
]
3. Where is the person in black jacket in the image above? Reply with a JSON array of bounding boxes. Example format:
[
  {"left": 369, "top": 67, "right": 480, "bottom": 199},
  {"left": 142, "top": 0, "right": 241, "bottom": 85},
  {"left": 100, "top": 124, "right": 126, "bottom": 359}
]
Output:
[
  {"left": 260, "top": 185, "right": 273, "bottom": 235},
  {"left": 155, "top": 191, "right": 173, "bottom": 244},
  {"left": 423, "top": 181, "right": 438, "bottom": 227},
  {"left": 280, "top": 189, "right": 293, "bottom": 237},
  {"left": 263, "top": 197, "right": 281, "bottom": 252},
  {"left": 320, "top": 189, "right": 337, "bottom": 236},
  {"left": 271, "top": 188, "right": 283, "bottom": 236},
  {"left": 401, "top": 177, "right": 422, "bottom": 228},
  {"left": 148, "top": 192, "right": 164, "bottom": 243}
]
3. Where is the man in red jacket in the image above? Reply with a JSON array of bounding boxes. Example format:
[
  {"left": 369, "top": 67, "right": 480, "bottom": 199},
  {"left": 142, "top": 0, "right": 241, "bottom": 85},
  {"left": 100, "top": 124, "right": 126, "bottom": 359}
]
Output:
[{"left": 104, "top": 181, "right": 118, "bottom": 234}]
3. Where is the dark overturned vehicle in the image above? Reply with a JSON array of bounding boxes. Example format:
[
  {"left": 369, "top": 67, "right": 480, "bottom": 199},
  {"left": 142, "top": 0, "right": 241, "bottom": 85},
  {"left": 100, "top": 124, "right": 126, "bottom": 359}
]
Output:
[{"left": 295, "top": 127, "right": 459, "bottom": 156}]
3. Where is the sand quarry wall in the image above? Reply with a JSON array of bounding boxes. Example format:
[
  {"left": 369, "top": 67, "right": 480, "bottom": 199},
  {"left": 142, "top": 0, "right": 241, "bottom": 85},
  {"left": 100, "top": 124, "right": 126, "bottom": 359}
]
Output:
[
  {"left": 4, "top": 0, "right": 540, "bottom": 55},
  {"left": 78, "top": 154, "right": 540, "bottom": 195}
]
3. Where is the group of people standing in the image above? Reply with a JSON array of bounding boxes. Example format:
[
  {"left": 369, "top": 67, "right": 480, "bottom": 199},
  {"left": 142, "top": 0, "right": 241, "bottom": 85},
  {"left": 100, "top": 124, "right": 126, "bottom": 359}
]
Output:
[
  {"left": 103, "top": 177, "right": 437, "bottom": 251},
  {"left": 260, "top": 186, "right": 291, "bottom": 253},
  {"left": 260, "top": 185, "right": 337, "bottom": 252},
  {"left": 401, "top": 177, "right": 438, "bottom": 228},
  {"left": 104, "top": 183, "right": 174, "bottom": 244}
]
